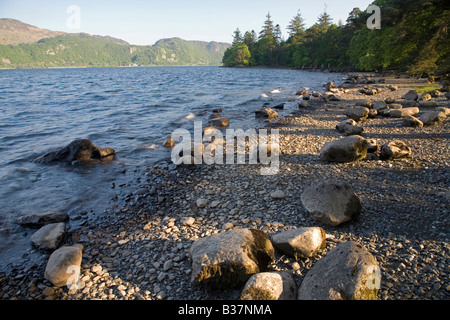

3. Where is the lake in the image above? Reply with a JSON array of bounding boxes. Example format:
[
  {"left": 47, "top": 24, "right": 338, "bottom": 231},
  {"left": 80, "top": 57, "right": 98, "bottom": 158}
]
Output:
[{"left": 0, "top": 66, "right": 344, "bottom": 270}]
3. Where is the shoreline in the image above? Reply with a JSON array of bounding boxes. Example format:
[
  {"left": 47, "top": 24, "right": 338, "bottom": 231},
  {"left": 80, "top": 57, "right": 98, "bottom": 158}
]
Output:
[{"left": 1, "top": 74, "right": 449, "bottom": 301}]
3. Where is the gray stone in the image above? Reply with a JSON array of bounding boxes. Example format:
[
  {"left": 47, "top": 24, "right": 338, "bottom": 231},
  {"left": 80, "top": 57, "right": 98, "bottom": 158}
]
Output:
[
  {"left": 402, "top": 90, "right": 418, "bottom": 101},
  {"left": 240, "top": 271, "right": 297, "bottom": 300},
  {"left": 44, "top": 245, "right": 83, "bottom": 287},
  {"left": 271, "top": 227, "right": 326, "bottom": 258},
  {"left": 35, "top": 139, "right": 115, "bottom": 164},
  {"left": 345, "top": 106, "right": 369, "bottom": 122},
  {"left": 420, "top": 111, "right": 446, "bottom": 126},
  {"left": 30, "top": 222, "right": 65, "bottom": 251},
  {"left": 16, "top": 212, "right": 69, "bottom": 228},
  {"left": 418, "top": 100, "right": 438, "bottom": 108},
  {"left": 300, "top": 180, "right": 361, "bottom": 226},
  {"left": 270, "top": 189, "right": 286, "bottom": 200},
  {"left": 336, "top": 119, "right": 364, "bottom": 136},
  {"left": 255, "top": 106, "right": 278, "bottom": 118},
  {"left": 196, "top": 198, "right": 208, "bottom": 208},
  {"left": 400, "top": 100, "right": 418, "bottom": 108},
  {"left": 380, "top": 140, "right": 412, "bottom": 160},
  {"left": 297, "top": 241, "right": 380, "bottom": 300},
  {"left": 403, "top": 115, "right": 423, "bottom": 128},
  {"left": 189, "top": 228, "right": 275, "bottom": 288},
  {"left": 320, "top": 135, "right": 367, "bottom": 163},
  {"left": 388, "top": 107, "right": 420, "bottom": 118},
  {"left": 208, "top": 117, "right": 229, "bottom": 128}
]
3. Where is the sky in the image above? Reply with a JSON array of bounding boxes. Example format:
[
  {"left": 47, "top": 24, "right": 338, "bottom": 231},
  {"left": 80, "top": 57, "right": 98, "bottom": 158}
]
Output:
[{"left": 0, "top": 0, "right": 374, "bottom": 45}]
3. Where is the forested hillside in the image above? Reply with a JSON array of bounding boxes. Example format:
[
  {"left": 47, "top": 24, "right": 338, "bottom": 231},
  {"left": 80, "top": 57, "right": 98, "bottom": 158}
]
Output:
[
  {"left": 223, "top": 0, "right": 450, "bottom": 77},
  {"left": 0, "top": 19, "right": 230, "bottom": 68}
]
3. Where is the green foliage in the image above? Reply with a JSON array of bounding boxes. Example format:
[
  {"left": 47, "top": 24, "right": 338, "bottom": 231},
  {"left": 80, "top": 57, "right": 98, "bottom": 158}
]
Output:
[
  {"left": 222, "top": 44, "right": 251, "bottom": 67},
  {"left": 0, "top": 34, "right": 230, "bottom": 68},
  {"left": 224, "top": 0, "right": 449, "bottom": 75}
]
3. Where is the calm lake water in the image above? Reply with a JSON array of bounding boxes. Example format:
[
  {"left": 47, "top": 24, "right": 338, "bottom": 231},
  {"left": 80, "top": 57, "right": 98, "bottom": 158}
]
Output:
[{"left": 0, "top": 66, "right": 343, "bottom": 270}]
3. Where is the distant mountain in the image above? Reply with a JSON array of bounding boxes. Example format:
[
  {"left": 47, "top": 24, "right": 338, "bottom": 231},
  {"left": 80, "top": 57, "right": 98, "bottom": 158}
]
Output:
[
  {"left": 0, "top": 19, "right": 230, "bottom": 68},
  {"left": 0, "top": 18, "right": 65, "bottom": 45}
]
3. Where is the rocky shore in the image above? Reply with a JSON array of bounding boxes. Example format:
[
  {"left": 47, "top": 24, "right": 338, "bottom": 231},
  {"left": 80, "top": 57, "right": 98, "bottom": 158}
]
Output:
[{"left": 1, "top": 74, "right": 449, "bottom": 301}]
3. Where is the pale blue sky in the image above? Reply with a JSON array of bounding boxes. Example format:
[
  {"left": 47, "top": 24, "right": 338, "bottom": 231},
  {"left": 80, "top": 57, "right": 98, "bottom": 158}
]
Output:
[{"left": 0, "top": 0, "right": 374, "bottom": 45}]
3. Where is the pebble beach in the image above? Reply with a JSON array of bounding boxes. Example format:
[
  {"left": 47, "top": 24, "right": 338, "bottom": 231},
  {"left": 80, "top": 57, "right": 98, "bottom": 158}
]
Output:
[{"left": 1, "top": 73, "right": 449, "bottom": 301}]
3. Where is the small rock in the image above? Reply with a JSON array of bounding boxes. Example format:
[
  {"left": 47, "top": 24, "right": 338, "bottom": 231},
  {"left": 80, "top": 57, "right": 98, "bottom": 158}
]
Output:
[
  {"left": 240, "top": 271, "right": 297, "bottom": 300},
  {"left": 30, "top": 222, "right": 65, "bottom": 251},
  {"left": 402, "top": 90, "right": 418, "bottom": 101},
  {"left": 255, "top": 106, "right": 278, "bottom": 118},
  {"left": 44, "top": 245, "right": 83, "bottom": 287},
  {"left": 420, "top": 111, "right": 446, "bottom": 126},
  {"left": 181, "top": 217, "right": 195, "bottom": 226},
  {"left": 345, "top": 106, "right": 369, "bottom": 122},
  {"left": 163, "top": 260, "right": 173, "bottom": 271},
  {"left": 270, "top": 190, "right": 286, "bottom": 200},
  {"left": 271, "top": 227, "right": 326, "bottom": 258},
  {"left": 380, "top": 140, "right": 412, "bottom": 160},
  {"left": 403, "top": 115, "right": 423, "bottom": 128},
  {"left": 196, "top": 198, "right": 207, "bottom": 208}
]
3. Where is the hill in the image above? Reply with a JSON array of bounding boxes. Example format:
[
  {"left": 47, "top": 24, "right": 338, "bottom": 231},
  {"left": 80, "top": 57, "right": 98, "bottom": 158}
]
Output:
[{"left": 0, "top": 19, "right": 230, "bottom": 68}]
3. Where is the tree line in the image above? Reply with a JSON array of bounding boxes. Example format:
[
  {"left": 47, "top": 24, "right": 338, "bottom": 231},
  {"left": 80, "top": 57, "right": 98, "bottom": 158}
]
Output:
[{"left": 222, "top": 0, "right": 450, "bottom": 77}]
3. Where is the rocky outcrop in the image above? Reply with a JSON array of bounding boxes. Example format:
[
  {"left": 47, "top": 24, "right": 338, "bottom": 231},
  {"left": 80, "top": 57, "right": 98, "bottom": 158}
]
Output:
[
  {"left": 298, "top": 241, "right": 380, "bottom": 300},
  {"left": 35, "top": 139, "right": 115, "bottom": 164},
  {"left": 300, "top": 180, "right": 361, "bottom": 226},
  {"left": 189, "top": 228, "right": 275, "bottom": 288}
]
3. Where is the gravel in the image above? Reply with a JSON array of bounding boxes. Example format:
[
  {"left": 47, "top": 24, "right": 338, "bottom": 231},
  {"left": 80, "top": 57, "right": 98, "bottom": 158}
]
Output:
[{"left": 1, "top": 75, "right": 449, "bottom": 300}]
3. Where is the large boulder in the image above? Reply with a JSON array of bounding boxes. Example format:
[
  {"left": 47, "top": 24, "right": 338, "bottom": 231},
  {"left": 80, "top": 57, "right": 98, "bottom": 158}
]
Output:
[
  {"left": 189, "top": 228, "right": 275, "bottom": 288},
  {"left": 298, "top": 241, "right": 380, "bottom": 300},
  {"left": 35, "top": 139, "right": 115, "bottom": 164},
  {"left": 301, "top": 180, "right": 361, "bottom": 226},
  {"left": 271, "top": 227, "right": 326, "bottom": 258},
  {"left": 240, "top": 271, "right": 297, "bottom": 300},
  {"left": 44, "top": 245, "right": 83, "bottom": 287},
  {"left": 380, "top": 140, "right": 412, "bottom": 160},
  {"left": 320, "top": 135, "right": 367, "bottom": 163},
  {"left": 30, "top": 222, "right": 65, "bottom": 251},
  {"left": 16, "top": 212, "right": 69, "bottom": 228}
]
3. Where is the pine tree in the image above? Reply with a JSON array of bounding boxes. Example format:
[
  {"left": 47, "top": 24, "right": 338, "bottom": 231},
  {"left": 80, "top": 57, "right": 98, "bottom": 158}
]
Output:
[
  {"left": 232, "top": 28, "right": 243, "bottom": 46},
  {"left": 274, "top": 24, "right": 282, "bottom": 43},
  {"left": 318, "top": 4, "right": 333, "bottom": 32},
  {"left": 287, "top": 10, "right": 306, "bottom": 44},
  {"left": 259, "top": 12, "right": 275, "bottom": 39}
]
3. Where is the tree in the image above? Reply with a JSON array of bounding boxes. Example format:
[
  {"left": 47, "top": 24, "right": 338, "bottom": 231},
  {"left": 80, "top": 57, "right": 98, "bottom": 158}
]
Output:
[
  {"left": 287, "top": 10, "right": 306, "bottom": 44},
  {"left": 274, "top": 24, "right": 282, "bottom": 44},
  {"left": 259, "top": 12, "right": 275, "bottom": 40},
  {"left": 317, "top": 4, "right": 333, "bottom": 32},
  {"left": 222, "top": 44, "right": 251, "bottom": 67},
  {"left": 232, "top": 28, "right": 243, "bottom": 46}
]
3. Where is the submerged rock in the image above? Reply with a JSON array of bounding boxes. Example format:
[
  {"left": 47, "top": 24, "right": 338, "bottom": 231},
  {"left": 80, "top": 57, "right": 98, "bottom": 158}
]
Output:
[
  {"left": 255, "top": 106, "right": 278, "bottom": 118},
  {"left": 16, "top": 212, "right": 70, "bottom": 228},
  {"left": 35, "top": 139, "right": 115, "bottom": 164}
]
